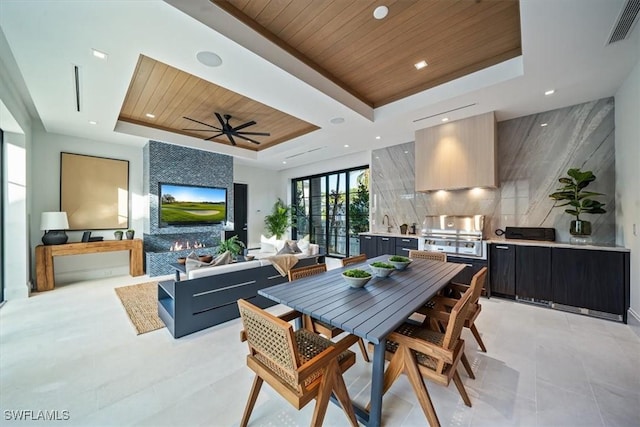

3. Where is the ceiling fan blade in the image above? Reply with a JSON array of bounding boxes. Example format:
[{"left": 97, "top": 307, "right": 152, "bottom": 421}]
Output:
[
  {"left": 227, "top": 134, "right": 237, "bottom": 146},
  {"left": 231, "top": 120, "right": 256, "bottom": 131},
  {"left": 215, "top": 112, "right": 226, "bottom": 128},
  {"left": 183, "top": 116, "right": 219, "bottom": 129},
  {"left": 183, "top": 127, "right": 223, "bottom": 132},
  {"left": 234, "top": 131, "right": 271, "bottom": 136},
  {"left": 205, "top": 133, "right": 224, "bottom": 141},
  {"left": 239, "top": 135, "right": 262, "bottom": 145}
]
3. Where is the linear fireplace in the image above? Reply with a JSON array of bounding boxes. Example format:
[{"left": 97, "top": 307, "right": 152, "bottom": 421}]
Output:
[{"left": 144, "top": 232, "right": 222, "bottom": 276}]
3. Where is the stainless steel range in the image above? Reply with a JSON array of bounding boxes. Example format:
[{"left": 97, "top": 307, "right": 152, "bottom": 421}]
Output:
[{"left": 418, "top": 215, "right": 486, "bottom": 259}]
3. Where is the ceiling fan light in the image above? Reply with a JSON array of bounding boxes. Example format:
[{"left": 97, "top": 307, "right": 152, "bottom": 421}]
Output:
[
  {"left": 373, "top": 5, "right": 389, "bottom": 20},
  {"left": 196, "top": 51, "right": 223, "bottom": 67}
]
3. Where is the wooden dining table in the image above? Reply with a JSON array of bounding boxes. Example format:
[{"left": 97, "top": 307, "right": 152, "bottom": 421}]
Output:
[{"left": 258, "top": 254, "right": 466, "bottom": 427}]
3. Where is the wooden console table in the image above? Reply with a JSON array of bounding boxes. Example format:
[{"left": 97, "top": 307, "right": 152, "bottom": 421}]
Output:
[{"left": 35, "top": 239, "right": 144, "bottom": 291}]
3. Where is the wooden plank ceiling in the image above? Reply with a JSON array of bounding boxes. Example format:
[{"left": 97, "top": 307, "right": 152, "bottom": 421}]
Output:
[
  {"left": 118, "top": 55, "right": 320, "bottom": 151},
  {"left": 119, "top": 1, "right": 520, "bottom": 152},
  {"left": 213, "top": 0, "right": 522, "bottom": 108}
]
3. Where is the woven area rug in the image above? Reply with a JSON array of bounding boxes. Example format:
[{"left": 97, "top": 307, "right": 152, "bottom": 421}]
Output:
[{"left": 114, "top": 282, "right": 165, "bottom": 335}]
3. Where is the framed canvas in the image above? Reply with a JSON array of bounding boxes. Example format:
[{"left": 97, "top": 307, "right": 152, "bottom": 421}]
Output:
[{"left": 60, "top": 152, "right": 129, "bottom": 230}]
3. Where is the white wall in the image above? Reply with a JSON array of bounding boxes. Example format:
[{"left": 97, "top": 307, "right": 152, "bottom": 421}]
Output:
[
  {"left": 615, "top": 56, "right": 640, "bottom": 322},
  {"left": 233, "top": 162, "right": 281, "bottom": 248},
  {"left": 30, "top": 128, "right": 144, "bottom": 283}
]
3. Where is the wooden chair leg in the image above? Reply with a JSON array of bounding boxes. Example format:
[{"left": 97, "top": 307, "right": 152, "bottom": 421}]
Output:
[
  {"left": 404, "top": 347, "right": 441, "bottom": 427},
  {"left": 452, "top": 370, "right": 472, "bottom": 407},
  {"left": 330, "top": 362, "right": 359, "bottom": 427},
  {"left": 310, "top": 361, "right": 337, "bottom": 427},
  {"left": 240, "top": 375, "right": 263, "bottom": 427},
  {"left": 357, "top": 338, "right": 370, "bottom": 362},
  {"left": 460, "top": 352, "right": 475, "bottom": 379},
  {"left": 470, "top": 324, "right": 487, "bottom": 352}
]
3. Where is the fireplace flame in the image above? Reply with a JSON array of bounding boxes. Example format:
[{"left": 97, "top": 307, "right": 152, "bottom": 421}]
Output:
[{"left": 169, "top": 240, "right": 206, "bottom": 251}]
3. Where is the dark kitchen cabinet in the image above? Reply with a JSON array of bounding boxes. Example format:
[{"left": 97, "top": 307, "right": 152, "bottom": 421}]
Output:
[
  {"left": 489, "top": 244, "right": 515, "bottom": 296},
  {"left": 359, "top": 235, "right": 377, "bottom": 259},
  {"left": 552, "top": 248, "right": 628, "bottom": 319},
  {"left": 395, "top": 237, "right": 418, "bottom": 256},
  {"left": 377, "top": 236, "right": 396, "bottom": 256},
  {"left": 516, "top": 246, "right": 552, "bottom": 301}
]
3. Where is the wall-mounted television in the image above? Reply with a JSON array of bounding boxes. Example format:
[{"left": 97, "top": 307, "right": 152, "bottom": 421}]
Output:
[{"left": 159, "top": 182, "right": 227, "bottom": 227}]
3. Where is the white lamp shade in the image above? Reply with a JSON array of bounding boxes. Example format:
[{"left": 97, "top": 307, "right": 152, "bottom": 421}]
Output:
[{"left": 40, "top": 212, "right": 69, "bottom": 231}]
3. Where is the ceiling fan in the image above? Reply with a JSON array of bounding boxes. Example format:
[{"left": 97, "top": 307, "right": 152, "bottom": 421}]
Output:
[{"left": 182, "top": 113, "right": 270, "bottom": 146}]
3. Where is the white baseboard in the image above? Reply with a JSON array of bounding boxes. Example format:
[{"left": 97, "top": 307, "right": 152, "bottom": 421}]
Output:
[{"left": 629, "top": 307, "right": 640, "bottom": 322}]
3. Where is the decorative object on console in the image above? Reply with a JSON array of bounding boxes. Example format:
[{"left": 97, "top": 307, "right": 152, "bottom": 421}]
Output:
[
  {"left": 114, "top": 230, "right": 123, "bottom": 240},
  {"left": 81, "top": 231, "right": 92, "bottom": 242},
  {"left": 549, "top": 168, "right": 606, "bottom": 244},
  {"left": 264, "top": 198, "right": 291, "bottom": 239},
  {"left": 40, "top": 212, "right": 69, "bottom": 245},
  {"left": 126, "top": 229, "right": 135, "bottom": 239}
]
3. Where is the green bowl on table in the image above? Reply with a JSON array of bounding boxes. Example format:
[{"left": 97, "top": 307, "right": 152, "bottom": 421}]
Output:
[
  {"left": 369, "top": 261, "right": 395, "bottom": 278},
  {"left": 342, "top": 269, "right": 372, "bottom": 288},
  {"left": 388, "top": 255, "right": 412, "bottom": 270}
]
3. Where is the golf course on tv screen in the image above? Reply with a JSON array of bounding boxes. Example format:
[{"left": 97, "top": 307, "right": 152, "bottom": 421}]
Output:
[{"left": 160, "top": 183, "right": 226, "bottom": 225}]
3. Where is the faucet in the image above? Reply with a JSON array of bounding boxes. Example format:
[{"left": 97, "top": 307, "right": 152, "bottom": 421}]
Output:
[{"left": 382, "top": 215, "right": 392, "bottom": 233}]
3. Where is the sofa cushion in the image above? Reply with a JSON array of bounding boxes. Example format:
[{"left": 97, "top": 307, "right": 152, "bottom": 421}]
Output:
[
  {"left": 260, "top": 234, "right": 278, "bottom": 252},
  {"left": 286, "top": 240, "right": 303, "bottom": 253}
]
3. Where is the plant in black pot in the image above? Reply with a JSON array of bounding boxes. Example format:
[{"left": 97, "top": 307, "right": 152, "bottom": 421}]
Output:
[{"left": 549, "top": 168, "right": 606, "bottom": 243}]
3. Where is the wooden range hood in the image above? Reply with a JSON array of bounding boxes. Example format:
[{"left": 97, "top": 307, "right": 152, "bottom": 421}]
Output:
[{"left": 414, "top": 111, "right": 498, "bottom": 191}]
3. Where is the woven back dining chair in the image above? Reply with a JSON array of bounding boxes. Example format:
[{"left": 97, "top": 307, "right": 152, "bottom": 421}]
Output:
[
  {"left": 237, "top": 299, "right": 359, "bottom": 427},
  {"left": 288, "top": 263, "right": 370, "bottom": 362},
  {"left": 368, "top": 288, "right": 474, "bottom": 427},
  {"left": 408, "top": 250, "right": 447, "bottom": 262},
  {"left": 341, "top": 253, "right": 367, "bottom": 267}
]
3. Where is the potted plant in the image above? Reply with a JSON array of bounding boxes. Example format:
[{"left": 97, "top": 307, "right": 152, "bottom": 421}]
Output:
[
  {"left": 342, "top": 268, "right": 372, "bottom": 288},
  {"left": 549, "top": 168, "right": 606, "bottom": 239},
  {"left": 114, "top": 230, "right": 123, "bottom": 240},
  {"left": 264, "top": 198, "right": 291, "bottom": 239},
  {"left": 217, "top": 235, "right": 246, "bottom": 259},
  {"left": 125, "top": 229, "right": 135, "bottom": 239}
]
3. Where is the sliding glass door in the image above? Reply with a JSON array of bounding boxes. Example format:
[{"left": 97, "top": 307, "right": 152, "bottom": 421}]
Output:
[{"left": 292, "top": 166, "right": 369, "bottom": 258}]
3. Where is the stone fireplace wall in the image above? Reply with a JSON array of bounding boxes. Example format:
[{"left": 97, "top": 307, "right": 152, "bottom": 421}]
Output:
[{"left": 143, "top": 141, "right": 233, "bottom": 276}]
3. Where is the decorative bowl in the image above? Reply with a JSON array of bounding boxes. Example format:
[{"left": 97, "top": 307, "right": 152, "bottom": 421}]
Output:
[
  {"left": 342, "top": 269, "right": 372, "bottom": 288},
  {"left": 388, "top": 256, "right": 412, "bottom": 270},
  {"left": 368, "top": 262, "right": 395, "bottom": 278},
  {"left": 245, "top": 255, "right": 255, "bottom": 261}
]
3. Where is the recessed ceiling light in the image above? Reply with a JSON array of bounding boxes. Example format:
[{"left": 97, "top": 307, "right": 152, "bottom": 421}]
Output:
[
  {"left": 404, "top": 150, "right": 409, "bottom": 154},
  {"left": 282, "top": 161, "right": 287, "bottom": 164},
  {"left": 544, "top": 89, "right": 555, "bottom": 96},
  {"left": 145, "top": 113, "right": 155, "bottom": 119},
  {"left": 373, "top": 5, "right": 389, "bottom": 20},
  {"left": 375, "top": 136, "right": 381, "bottom": 140},
  {"left": 540, "top": 123, "right": 548, "bottom": 127},
  {"left": 441, "top": 117, "right": 449, "bottom": 122},
  {"left": 196, "top": 51, "right": 222, "bottom": 67},
  {"left": 344, "top": 144, "right": 349, "bottom": 148},
  {"left": 330, "top": 117, "right": 345, "bottom": 125},
  {"left": 414, "top": 60, "right": 428, "bottom": 70},
  {"left": 91, "top": 48, "right": 108, "bottom": 60},
  {"left": 88, "top": 120, "right": 97, "bottom": 125}
]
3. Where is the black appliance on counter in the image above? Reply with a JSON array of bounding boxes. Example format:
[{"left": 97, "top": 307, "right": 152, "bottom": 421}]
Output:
[{"left": 502, "top": 227, "right": 556, "bottom": 241}]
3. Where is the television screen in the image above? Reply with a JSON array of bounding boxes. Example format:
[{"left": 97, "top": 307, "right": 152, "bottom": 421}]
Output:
[{"left": 159, "top": 183, "right": 227, "bottom": 226}]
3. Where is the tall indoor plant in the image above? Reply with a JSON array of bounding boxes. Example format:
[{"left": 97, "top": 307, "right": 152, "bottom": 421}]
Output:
[
  {"left": 549, "top": 168, "right": 606, "bottom": 238},
  {"left": 264, "top": 198, "right": 291, "bottom": 239}
]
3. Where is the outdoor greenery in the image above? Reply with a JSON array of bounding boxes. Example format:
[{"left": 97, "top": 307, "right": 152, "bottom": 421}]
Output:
[
  {"left": 349, "top": 172, "right": 370, "bottom": 234},
  {"left": 217, "top": 235, "right": 245, "bottom": 257},
  {"left": 264, "top": 198, "right": 291, "bottom": 239},
  {"left": 549, "top": 168, "right": 606, "bottom": 220},
  {"left": 343, "top": 269, "right": 372, "bottom": 278}
]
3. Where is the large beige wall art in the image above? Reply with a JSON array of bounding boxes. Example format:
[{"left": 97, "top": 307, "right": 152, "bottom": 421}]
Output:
[{"left": 60, "top": 152, "right": 129, "bottom": 230}]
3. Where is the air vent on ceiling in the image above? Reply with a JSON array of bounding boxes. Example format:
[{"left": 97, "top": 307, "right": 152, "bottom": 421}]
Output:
[
  {"left": 607, "top": 0, "right": 640, "bottom": 44},
  {"left": 73, "top": 65, "right": 81, "bottom": 112},
  {"left": 285, "top": 146, "right": 326, "bottom": 159},
  {"left": 413, "top": 103, "right": 477, "bottom": 123}
]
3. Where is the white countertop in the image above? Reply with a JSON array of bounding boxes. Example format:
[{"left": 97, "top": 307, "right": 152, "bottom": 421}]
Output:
[
  {"left": 359, "top": 232, "right": 420, "bottom": 239},
  {"left": 486, "top": 238, "right": 630, "bottom": 252}
]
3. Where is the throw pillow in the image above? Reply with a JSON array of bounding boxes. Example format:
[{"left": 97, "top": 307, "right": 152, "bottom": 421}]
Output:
[
  {"left": 185, "top": 251, "right": 206, "bottom": 274},
  {"left": 212, "top": 251, "right": 232, "bottom": 266},
  {"left": 277, "top": 243, "right": 295, "bottom": 255},
  {"left": 286, "top": 240, "right": 302, "bottom": 253},
  {"left": 297, "top": 237, "right": 310, "bottom": 252},
  {"left": 260, "top": 234, "right": 277, "bottom": 253}
]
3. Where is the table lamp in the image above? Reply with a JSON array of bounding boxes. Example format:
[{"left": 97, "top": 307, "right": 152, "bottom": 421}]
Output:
[{"left": 40, "top": 212, "right": 69, "bottom": 245}]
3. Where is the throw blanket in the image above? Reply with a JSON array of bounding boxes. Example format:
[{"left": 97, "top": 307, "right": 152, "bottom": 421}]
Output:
[{"left": 267, "top": 254, "right": 299, "bottom": 276}]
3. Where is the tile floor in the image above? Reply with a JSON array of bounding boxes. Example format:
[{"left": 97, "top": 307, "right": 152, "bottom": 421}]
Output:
[{"left": 1, "top": 262, "right": 639, "bottom": 426}]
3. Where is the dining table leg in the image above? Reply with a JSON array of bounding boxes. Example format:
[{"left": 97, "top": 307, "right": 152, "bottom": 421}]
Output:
[{"left": 368, "top": 339, "right": 386, "bottom": 427}]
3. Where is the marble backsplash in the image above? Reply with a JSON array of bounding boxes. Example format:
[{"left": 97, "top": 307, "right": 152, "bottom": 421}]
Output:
[{"left": 371, "top": 97, "right": 616, "bottom": 244}]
